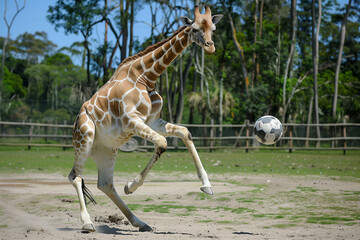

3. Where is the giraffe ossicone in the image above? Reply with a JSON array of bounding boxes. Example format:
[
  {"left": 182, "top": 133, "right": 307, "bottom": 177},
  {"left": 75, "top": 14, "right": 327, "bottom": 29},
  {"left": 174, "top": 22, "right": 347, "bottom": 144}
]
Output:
[{"left": 69, "top": 5, "right": 223, "bottom": 232}]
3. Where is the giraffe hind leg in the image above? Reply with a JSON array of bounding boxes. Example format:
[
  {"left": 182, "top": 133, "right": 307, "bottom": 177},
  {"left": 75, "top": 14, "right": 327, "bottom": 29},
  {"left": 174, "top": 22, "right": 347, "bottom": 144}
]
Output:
[{"left": 93, "top": 145, "right": 152, "bottom": 231}]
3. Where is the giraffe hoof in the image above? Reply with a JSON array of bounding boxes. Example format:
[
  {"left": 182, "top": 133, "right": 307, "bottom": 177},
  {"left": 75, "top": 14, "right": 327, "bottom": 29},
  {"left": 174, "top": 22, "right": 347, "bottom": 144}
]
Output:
[
  {"left": 200, "top": 187, "right": 213, "bottom": 195},
  {"left": 139, "top": 224, "right": 152, "bottom": 232},
  {"left": 124, "top": 184, "right": 132, "bottom": 195},
  {"left": 82, "top": 223, "right": 96, "bottom": 232}
]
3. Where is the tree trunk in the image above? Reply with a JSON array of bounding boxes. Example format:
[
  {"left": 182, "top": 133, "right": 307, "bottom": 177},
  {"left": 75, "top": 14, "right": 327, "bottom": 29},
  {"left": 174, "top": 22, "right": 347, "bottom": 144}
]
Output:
[
  {"left": 200, "top": 48, "right": 204, "bottom": 93},
  {"left": 219, "top": 72, "right": 224, "bottom": 143},
  {"left": 203, "top": 68, "right": 215, "bottom": 151},
  {"left": 1, "top": 0, "right": 26, "bottom": 120},
  {"left": 256, "top": 0, "right": 264, "bottom": 81},
  {"left": 84, "top": 37, "right": 92, "bottom": 87},
  {"left": 175, "top": 49, "right": 194, "bottom": 124},
  {"left": 175, "top": 55, "right": 184, "bottom": 124},
  {"left": 332, "top": 0, "right": 352, "bottom": 120},
  {"left": 188, "top": 48, "right": 198, "bottom": 124},
  {"left": 312, "top": 0, "right": 322, "bottom": 147},
  {"left": 305, "top": 94, "right": 314, "bottom": 148},
  {"left": 129, "top": 0, "right": 134, "bottom": 56},
  {"left": 282, "top": 0, "right": 297, "bottom": 123},
  {"left": 289, "top": 0, "right": 297, "bottom": 77},
  {"left": 120, "top": 0, "right": 129, "bottom": 61},
  {"left": 165, "top": 69, "right": 173, "bottom": 123},
  {"left": 276, "top": 12, "right": 281, "bottom": 78},
  {"left": 102, "top": 0, "right": 108, "bottom": 83},
  {"left": 228, "top": 11, "right": 249, "bottom": 96},
  {"left": 251, "top": 0, "right": 259, "bottom": 88}
]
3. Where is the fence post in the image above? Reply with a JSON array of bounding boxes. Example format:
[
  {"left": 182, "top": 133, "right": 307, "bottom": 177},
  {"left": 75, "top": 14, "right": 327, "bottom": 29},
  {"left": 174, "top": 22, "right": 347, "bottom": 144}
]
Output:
[
  {"left": 45, "top": 122, "right": 48, "bottom": 143},
  {"left": 289, "top": 125, "right": 293, "bottom": 153},
  {"left": 63, "top": 120, "right": 67, "bottom": 151},
  {"left": 343, "top": 119, "right": 347, "bottom": 155},
  {"left": 28, "top": 121, "right": 33, "bottom": 150},
  {"left": 245, "top": 120, "right": 249, "bottom": 153}
]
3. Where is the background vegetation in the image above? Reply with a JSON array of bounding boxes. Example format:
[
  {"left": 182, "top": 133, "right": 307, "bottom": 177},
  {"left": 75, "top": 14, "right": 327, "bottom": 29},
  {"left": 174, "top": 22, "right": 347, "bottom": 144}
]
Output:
[{"left": 1, "top": 0, "right": 359, "bottom": 127}]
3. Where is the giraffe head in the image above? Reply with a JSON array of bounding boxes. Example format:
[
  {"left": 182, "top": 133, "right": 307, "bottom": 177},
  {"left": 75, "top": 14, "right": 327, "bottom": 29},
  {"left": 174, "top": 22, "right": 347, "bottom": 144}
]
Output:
[{"left": 180, "top": 5, "right": 223, "bottom": 55}]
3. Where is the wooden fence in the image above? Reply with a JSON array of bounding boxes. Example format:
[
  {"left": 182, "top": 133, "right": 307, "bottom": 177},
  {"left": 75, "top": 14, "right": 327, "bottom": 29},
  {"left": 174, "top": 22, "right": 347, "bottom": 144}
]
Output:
[{"left": 0, "top": 121, "right": 359, "bottom": 154}]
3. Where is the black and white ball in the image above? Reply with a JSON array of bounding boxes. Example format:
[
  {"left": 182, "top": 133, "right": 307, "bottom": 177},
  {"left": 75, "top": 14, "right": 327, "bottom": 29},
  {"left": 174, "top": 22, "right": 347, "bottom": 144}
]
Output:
[{"left": 254, "top": 115, "right": 283, "bottom": 145}]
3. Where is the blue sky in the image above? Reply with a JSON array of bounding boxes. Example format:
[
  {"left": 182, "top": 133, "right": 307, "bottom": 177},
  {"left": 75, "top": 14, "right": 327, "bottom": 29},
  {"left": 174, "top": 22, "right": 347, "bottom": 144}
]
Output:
[
  {"left": 0, "top": 0, "right": 153, "bottom": 51},
  {"left": 0, "top": 0, "right": 350, "bottom": 60}
]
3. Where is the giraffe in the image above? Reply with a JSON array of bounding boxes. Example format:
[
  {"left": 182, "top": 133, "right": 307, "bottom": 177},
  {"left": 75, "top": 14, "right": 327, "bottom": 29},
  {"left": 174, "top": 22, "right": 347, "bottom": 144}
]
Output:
[{"left": 69, "top": 5, "right": 223, "bottom": 232}]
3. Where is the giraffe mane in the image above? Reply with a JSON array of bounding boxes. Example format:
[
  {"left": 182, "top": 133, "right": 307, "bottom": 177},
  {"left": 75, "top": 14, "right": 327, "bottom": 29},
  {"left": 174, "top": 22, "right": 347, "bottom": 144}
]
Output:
[{"left": 118, "top": 25, "right": 188, "bottom": 67}]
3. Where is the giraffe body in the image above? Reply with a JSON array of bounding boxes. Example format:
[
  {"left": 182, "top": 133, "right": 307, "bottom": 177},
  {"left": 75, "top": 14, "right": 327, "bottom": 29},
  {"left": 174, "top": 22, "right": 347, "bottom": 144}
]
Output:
[{"left": 69, "top": 6, "right": 223, "bottom": 232}]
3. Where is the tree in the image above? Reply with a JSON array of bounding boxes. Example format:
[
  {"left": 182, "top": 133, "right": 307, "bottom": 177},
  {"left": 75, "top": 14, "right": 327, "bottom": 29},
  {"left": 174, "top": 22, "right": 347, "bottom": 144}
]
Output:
[
  {"left": 282, "top": 0, "right": 297, "bottom": 123},
  {"left": 332, "top": 0, "right": 352, "bottom": 120},
  {"left": 47, "top": 0, "right": 103, "bottom": 90},
  {"left": 1, "top": 0, "right": 26, "bottom": 120},
  {"left": 227, "top": 9, "right": 249, "bottom": 96},
  {"left": 312, "top": 0, "right": 322, "bottom": 146},
  {"left": 11, "top": 32, "right": 57, "bottom": 64}
]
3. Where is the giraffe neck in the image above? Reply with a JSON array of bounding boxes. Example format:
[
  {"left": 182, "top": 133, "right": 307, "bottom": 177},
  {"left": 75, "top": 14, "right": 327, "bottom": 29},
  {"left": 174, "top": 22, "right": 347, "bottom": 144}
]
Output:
[{"left": 132, "top": 26, "right": 192, "bottom": 91}]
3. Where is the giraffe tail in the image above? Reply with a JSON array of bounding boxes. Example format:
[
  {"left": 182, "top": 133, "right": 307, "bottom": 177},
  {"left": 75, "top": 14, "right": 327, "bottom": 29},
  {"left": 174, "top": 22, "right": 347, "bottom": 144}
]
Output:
[{"left": 82, "top": 179, "right": 97, "bottom": 205}]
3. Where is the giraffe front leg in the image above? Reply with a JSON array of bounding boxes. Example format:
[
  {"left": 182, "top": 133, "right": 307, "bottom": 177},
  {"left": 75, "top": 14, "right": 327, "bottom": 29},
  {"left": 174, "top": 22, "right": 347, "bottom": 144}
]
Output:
[
  {"left": 149, "top": 119, "right": 213, "bottom": 195},
  {"left": 124, "top": 118, "right": 167, "bottom": 195}
]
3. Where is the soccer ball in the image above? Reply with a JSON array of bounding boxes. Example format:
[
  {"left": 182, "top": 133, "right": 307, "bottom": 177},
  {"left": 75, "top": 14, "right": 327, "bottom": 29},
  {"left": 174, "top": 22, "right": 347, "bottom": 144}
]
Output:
[{"left": 254, "top": 115, "right": 283, "bottom": 145}]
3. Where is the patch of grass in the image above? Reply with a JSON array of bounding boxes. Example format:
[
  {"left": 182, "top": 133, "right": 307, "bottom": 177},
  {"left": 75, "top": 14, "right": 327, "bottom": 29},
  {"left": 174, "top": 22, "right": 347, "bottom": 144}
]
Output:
[
  {"left": 236, "top": 197, "right": 263, "bottom": 203},
  {"left": 198, "top": 220, "right": 213, "bottom": 223},
  {"left": 1, "top": 147, "right": 359, "bottom": 178},
  {"left": 231, "top": 207, "right": 254, "bottom": 214},
  {"left": 176, "top": 213, "right": 192, "bottom": 216},
  {"left": 0, "top": 224, "right": 8, "bottom": 228},
  {"left": 216, "top": 220, "right": 233, "bottom": 224},
  {"left": 296, "top": 187, "right": 326, "bottom": 192},
  {"left": 55, "top": 195, "right": 77, "bottom": 200},
  {"left": 342, "top": 191, "right": 360, "bottom": 196},
  {"left": 266, "top": 223, "right": 297, "bottom": 229},
  {"left": 213, "top": 206, "right": 233, "bottom": 212},
  {"left": 343, "top": 196, "right": 360, "bottom": 202},
  {"left": 306, "top": 216, "right": 355, "bottom": 224},
  {"left": 187, "top": 191, "right": 212, "bottom": 200},
  {"left": 252, "top": 213, "right": 271, "bottom": 218},
  {"left": 128, "top": 203, "right": 198, "bottom": 214},
  {"left": 215, "top": 197, "right": 231, "bottom": 202}
]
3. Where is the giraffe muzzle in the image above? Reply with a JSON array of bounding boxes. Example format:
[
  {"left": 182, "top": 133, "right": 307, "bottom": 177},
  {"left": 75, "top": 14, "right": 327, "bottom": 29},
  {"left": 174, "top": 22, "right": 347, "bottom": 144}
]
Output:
[{"left": 204, "top": 44, "right": 216, "bottom": 55}]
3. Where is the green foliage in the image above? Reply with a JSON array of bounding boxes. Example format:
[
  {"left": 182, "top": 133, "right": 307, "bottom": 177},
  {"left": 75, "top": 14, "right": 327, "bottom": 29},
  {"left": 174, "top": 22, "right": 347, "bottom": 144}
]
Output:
[
  {"left": 1, "top": 0, "right": 359, "bottom": 125},
  {"left": 43, "top": 108, "right": 71, "bottom": 123},
  {"left": 9, "top": 32, "right": 57, "bottom": 64},
  {"left": 44, "top": 53, "right": 73, "bottom": 66},
  {"left": 2, "top": 65, "right": 26, "bottom": 98},
  {"left": 47, "top": 0, "right": 102, "bottom": 35}
]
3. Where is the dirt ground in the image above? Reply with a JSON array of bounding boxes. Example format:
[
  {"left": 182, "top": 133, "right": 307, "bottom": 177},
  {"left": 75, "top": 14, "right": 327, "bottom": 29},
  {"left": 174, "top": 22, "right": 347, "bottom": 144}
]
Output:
[{"left": 0, "top": 172, "right": 359, "bottom": 240}]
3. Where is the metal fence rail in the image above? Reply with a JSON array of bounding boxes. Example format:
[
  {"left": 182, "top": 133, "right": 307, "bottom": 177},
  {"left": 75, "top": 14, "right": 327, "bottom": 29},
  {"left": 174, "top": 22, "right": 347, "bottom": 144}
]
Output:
[{"left": 0, "top": 121, "right": 359, "bottom": 154}]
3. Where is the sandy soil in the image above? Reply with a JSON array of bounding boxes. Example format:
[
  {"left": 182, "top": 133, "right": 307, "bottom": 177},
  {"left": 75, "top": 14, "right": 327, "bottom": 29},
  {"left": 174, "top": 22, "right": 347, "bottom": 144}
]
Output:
[{"left": 0, "top": 172, "right": 359, "bottom": 240}]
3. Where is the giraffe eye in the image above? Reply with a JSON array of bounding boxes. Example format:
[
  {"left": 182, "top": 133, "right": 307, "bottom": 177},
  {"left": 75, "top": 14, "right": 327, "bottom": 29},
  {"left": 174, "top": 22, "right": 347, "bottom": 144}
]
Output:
[{"left": 192, "top": 28, "right": 199, "bottom": 33}]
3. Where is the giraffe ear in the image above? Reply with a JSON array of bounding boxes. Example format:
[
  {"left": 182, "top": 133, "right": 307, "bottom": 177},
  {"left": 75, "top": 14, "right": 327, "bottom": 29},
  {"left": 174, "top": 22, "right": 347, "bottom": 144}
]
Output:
[
  {"left": 212, "top": 14, "right": 223, "bottom": 25},
  {"left": 180, "top": 16, "right": 194, "bottom": 26}
]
